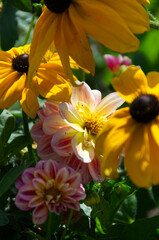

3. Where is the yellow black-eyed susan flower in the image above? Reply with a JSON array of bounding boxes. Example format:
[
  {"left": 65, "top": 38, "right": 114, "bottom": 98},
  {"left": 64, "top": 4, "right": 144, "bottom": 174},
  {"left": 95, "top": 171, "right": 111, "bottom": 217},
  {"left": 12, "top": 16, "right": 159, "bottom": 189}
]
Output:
[
  {"left": 0, "top": 44, "right": 78, "bottom": 118},
  {"left": 96, "top": 66, "right": 159, "bottom": 188},
  {"left": 28, "top": 0, "right": 150, "bottom": 85}
]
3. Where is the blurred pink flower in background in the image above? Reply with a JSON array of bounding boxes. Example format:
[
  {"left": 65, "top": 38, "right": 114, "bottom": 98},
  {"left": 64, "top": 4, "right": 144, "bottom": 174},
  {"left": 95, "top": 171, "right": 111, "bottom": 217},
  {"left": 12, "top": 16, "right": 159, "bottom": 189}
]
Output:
[
  {"left": 104, "top": 54, "right": 132, "bottom": 74},
  {"left": 15, "top": 160, "right": 85, "bottom": 225},
  {"left": 31, "top": 82, "right": 124, "bottom": 184}
]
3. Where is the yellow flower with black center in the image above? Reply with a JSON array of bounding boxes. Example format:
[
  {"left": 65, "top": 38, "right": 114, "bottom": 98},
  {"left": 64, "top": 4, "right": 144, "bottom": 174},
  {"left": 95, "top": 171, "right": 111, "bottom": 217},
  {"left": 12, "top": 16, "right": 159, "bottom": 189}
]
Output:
[
  {"left": 28, "top": 0, "right": 150, "bottom": 84},
  {"left": 0, "top": 44, "right": 78, "bottom": 118},
  {"left": 96, "top": 66, "right": 159, "bottom": 188}
]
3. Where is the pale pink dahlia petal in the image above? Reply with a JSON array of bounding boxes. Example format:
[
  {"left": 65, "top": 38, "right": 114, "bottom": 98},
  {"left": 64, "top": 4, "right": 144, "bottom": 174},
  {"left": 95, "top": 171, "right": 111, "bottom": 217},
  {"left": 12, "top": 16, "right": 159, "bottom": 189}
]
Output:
[
  {"left": 72, "top": 132, "right": 95, "bottom": 163},
  {"left": 59, "top": 102, "right": 84, "bottom": 132},
  {"left": 95, "top": 92, "right": 124, "bottom": 117},
  {"left": 51, "top": 127, "right": 76, "bottom": 157},
  {"left": 43, "top": 112, "right": 67, "bottom": 135},
  {"left": 91, "top": 90, "right": 102, "bottom": 106},
  {"left": 88, "top": 157, "right": 103, "bottom": 182},
  {"left": 42, "top": 100, "right": 59, "bottom": 115},
  {"left": 37, "top": 134, "right": 57, "bottom": 160},
  {"left": 31, "top": 120, "right": 44, "bottom": 143},
  {"left": 32, "top": 204, "right": 48, "bottom": 225},
  {"left": 71, "top": 81, "right": 96, "bottom": 111}
]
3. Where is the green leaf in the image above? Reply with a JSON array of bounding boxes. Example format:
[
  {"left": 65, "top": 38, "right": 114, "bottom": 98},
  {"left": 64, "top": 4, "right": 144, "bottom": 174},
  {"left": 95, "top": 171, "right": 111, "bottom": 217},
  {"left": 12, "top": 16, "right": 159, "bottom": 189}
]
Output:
[
  {"left": 0, "top": 110, "right": 15, "bottom": 145},
  {"left": 6, "top": 0, "right": 32, "bottom": 12},
  {"left": 0, "top": 210, "right": 9, "bottom": 226},
  {"left": 122, "top": 216, "right": 159, "bottom": 240},
  {"left": 115, "top": 194, "right": 137, "bottom": 224},
  {"left": 0, "top": 163, "right": 32, "bottom": 198},
  {"left": 152, "top": 185, "right": 159, "bottom": 206},
  {"left": 5, "top": 135, "right": 30, "bottom": 157},
  {"left": 0, "top": 2, "right": 18, "bottom": 50}
]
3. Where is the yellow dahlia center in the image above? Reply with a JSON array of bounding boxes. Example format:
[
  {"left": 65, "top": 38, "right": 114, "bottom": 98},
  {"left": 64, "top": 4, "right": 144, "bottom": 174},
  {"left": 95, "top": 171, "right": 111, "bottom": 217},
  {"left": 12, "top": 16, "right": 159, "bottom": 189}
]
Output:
[
  {"left": 12, "top": 54, "right": 29, "bottom": 73},
  {"left": 44, "top": 180, "right": 61, "bottom": 203},
  {"left": 44, "top": 0, "right": 72, "bottom": 14},
  {"left": 130, "top": 94, "right": 159, "bottom": 123},
  {"left": 83, "top": 114, "right": 107, "bottom": 136}
]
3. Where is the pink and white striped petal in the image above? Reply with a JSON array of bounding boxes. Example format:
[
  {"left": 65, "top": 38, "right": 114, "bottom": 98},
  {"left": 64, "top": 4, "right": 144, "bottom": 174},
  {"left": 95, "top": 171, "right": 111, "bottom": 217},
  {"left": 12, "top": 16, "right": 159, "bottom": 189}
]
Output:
[
  {"left": 95, "top": 92, "right": 124, "bottom": 117},
  {"left": 43, "top": 112, "right": 67, "bottom": 135},
  {"left": 51, "top": 127, "right": 76, "bottom": 156},
  {"left": 37, "top": 134, "right": 57, "bottom": 160},
  {"left": 71, "top": 81, "right": 96, "bottom": 111},
  {"left": 32, "top": 204, "right": 48, "bottom": 225},
  {"left": 59, "top": 102, "right": 84, "bottom": 131},
  {"left": 31, "top": 120, "right": 44, "bottom": 142},
  {"left": 72, "top": 132, "right": 95, "bottom": 163},
  {"left": 91, "top": 89, "right": 102, "bottom": 106}
]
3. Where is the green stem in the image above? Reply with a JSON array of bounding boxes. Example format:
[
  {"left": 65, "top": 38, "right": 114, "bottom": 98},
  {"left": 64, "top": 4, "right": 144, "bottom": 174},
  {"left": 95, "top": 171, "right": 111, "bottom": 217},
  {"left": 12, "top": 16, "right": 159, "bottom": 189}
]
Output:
[
  {"left": 24, "top": 12, "right": 37, "bottom": 45},
  {"left": 46, "top": 212, "right": 53, "bottom": 240},
  {"left": 148, "top": 11, "right": 156, "bottom": 21},
  {"left": 26, "top": 230, "right": 45, "bottom": 240},
  {"left": 79, "top": 68, "right": 85, "bottom": 82},
  {"left": 60, "top": 210, "right": 73, "bottom": 240},
  {"left": 22, "top": 111, "right": 36, "bottom": 164},
  {"left": 150, "top": 20, "right": 159, "bottom": 30}
]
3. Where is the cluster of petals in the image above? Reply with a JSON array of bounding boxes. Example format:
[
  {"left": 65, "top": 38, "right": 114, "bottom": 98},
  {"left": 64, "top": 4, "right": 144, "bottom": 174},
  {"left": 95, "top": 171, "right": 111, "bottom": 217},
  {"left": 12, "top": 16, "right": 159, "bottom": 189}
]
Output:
[
  {"left": 31, "top": 82, "right": 124, "bottom": 183},
  {"left": 0, "top": 44, "right": 79, "bottom": 118},
  {"left": 96, "top": 66, "right": 159, "bottom": 188},
  {"left": 104, "top": 54, "right": 131, "bottom": 75},
  {"left": 15, "top": 160, "right": 85, "bottom": 225},
  {"left": 28, "top": 0, "right": 150, "bottom": 83}
]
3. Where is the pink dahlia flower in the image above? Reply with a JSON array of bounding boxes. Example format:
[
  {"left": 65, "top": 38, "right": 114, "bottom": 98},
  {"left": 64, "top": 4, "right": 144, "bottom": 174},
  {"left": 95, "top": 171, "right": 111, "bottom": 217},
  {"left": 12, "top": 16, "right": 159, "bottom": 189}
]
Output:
[
  {"left": 15, "top": 160, "right": 86, "bottom": 225},
  {"left": 31, "top": 82, "right": 124, "bottom": 183},
  {"left": 104, "top": 54, "right": 131, "bottom": 74}
]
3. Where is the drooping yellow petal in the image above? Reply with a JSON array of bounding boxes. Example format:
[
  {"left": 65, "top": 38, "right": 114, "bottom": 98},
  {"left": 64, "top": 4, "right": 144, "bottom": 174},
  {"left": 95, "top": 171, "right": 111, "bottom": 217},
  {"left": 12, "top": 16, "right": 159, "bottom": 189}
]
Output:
[
  {"left": 36, "top": 70, "right": 72, "bottom": 102},
  {"left": 112, "top": 66, "right": 148, "bottom": 103},
  {"left": 20, "top": 87, "right": 39, "bottom": 119},
  {"left": 0, "top": 72, "right": 25, "bottom": 108},
  {"left": 106, "top": 0, "right": 149, "bottom": 34},
  {"left": 28, "top": 9, "right": 58, "bottom": 83},
  {"left": 75, "top": 0, "right": 140, "bottom": 53},
  {"left": 96, "top": 108, "right": 135, "bottom": 179},
  {"left": 125, "top": 124, "right": 151, "bottom": 188}
]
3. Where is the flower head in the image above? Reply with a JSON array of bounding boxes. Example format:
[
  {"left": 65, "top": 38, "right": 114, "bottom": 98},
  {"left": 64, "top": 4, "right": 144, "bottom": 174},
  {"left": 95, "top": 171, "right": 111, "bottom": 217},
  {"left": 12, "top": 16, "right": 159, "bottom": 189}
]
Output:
[
  {"left": 28, "top": 0, "right": 149, "bottom": 84},
  {"left": 15, "top": 160, "right": 85, "bottom": 225},
  {"left": 31, "top": 82, "right": 124, "bottom": 183},
  {"left": 0, "top": 44, "right": 79, "bottom": 118},
  {"left": 104, "top": 54, "right": 131, "bottom": 75},
  {"left": 96, "top": 66, "right": 159, "bottom": 188}
]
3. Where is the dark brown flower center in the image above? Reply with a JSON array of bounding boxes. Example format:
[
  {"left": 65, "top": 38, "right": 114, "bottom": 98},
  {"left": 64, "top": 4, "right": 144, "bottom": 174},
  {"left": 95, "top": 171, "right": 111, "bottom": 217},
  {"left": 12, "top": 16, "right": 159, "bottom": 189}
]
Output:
[
  {"left": 44, "top": 0, "right": 72, "bottom": 14},
  {"left": 12, "top": 54, "right": 29, "bottom": 73},
  {"left": 130, "top": 94, "right": 159, "bottom": 123}
]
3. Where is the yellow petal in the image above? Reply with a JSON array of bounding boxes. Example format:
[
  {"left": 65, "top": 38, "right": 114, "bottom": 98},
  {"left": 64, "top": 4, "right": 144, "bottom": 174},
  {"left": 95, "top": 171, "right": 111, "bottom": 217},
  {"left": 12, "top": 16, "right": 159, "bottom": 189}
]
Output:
[
  {"left": 149, "top": 128, "right": 159, "bottom": 185},
  {"left": 28, "top": 9, "right": 58, "bottom": 83},
  {"left": 36, "top": 71, "right": 72, "bottom": 102},
  {"left": 106, "top": 0, "right": 149, "bottom": 34},
  {"left": 96, "top": 108, "right": 135, "bottom": 179},
  {"left": 146, "top": 71, "right": 159, "bottom": 97},
  {"left": 75, "top": 0, "right": 140, "bottom": 53},
  {"left": 0, "top": 72, "right": 25, "bottom": 108},
  {"left": 125, "top": 124, "right": 151, "bottom": 188},
  {"left": 20, "top": 87, "right": 39, "bottom": 119},
  {"left": 112, "top": 66, "right": 148, "bottom": 103},
  {"left": 137, "top": 0, "right": 150, "bottom": 5},
  {"left": 150, "top": 121, "right": 159, "bottom": 147}
]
